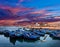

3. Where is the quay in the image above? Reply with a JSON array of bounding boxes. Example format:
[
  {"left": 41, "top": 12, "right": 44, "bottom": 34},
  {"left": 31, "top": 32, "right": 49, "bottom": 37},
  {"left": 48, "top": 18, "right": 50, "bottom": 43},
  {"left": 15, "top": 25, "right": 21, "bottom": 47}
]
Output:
[{"left": 22, "top": 26, "right": 60, "bottom": 30}]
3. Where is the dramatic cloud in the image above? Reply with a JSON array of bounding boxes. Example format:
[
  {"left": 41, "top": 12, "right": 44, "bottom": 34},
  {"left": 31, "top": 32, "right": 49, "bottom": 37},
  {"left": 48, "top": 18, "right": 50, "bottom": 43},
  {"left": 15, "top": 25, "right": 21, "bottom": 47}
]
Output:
[
  {"left": 0, "top": 0, "right": 60, "bottom": 26},
  {"left": 0, "top": 5, "right": 60, "bottom": 22},
  {"left": 30, "top": 10, "right": 46, "bottom": 14},
  {"left": 30, "top": 6, "right": 60, "bottom": 18},
  {"left": 0, "top": 5, "right": 33, "bottom": 15}
]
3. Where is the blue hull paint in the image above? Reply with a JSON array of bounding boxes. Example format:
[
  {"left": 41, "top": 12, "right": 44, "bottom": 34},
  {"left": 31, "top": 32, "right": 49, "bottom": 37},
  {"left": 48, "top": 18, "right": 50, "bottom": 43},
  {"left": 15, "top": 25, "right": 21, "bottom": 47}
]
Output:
[
  {"left": 50, "top": 31, "right": 60, "bottom": 39},
  {"left": 33, "top": 30, "right": 45, "bottom": 36},
  {"left": 23, "top": 32, "right": 40, "bottom": 40}
]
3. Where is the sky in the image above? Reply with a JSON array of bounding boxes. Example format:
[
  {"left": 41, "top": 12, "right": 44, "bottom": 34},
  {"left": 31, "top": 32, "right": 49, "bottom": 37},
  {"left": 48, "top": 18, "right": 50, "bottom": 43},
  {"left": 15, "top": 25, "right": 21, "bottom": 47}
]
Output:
[{"left": 0, "top": 0, "right": 60, "bottom": 22}]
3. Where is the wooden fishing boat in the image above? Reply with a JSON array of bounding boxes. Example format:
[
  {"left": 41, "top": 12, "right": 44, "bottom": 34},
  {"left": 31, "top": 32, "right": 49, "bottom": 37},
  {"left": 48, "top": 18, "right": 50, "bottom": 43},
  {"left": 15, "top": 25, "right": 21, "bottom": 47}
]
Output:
[
  {"left": 50, "top": 31, "right": 60, "bottom": 39},
  {"left": 23, "top": 32, "right": 40, "bottom": 40}
]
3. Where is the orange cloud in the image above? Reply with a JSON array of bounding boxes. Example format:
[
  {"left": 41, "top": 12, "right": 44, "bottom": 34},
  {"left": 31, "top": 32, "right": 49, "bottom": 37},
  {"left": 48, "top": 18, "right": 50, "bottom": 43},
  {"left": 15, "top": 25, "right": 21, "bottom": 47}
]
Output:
[
  {"left": 0, "top": 20, "right": 22, "bottom": 26},
  {"left": 0, "top": 20, "right": 15, "bottom": 26}
]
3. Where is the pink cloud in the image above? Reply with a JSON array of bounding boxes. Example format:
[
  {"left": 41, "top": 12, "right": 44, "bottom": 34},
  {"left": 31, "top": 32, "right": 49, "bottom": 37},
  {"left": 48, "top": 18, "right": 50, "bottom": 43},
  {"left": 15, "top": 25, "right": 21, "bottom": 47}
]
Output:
[
  {"left": 17, "top": 18, "right": 30, "bottom": 22},
  {"left": 0, "top": 5, "right": 33, "bottom": 15},
  {"left": 30, "top": 10, "right": 46, "bottom": 14},
  {"left": 44, "top": 12, "right": 56, "bottom": 15},
  {"left": 30, "top": 8, "right": 60, "bottom": 18},
  {"left": 54, "top": 16, "right": 60, "bottom": 19},
  {"left": 19, "top": 0, "right": 31, "bottom": 2},
  {"left": 19, "top": 0, "right": 24, "bottom": 2}
]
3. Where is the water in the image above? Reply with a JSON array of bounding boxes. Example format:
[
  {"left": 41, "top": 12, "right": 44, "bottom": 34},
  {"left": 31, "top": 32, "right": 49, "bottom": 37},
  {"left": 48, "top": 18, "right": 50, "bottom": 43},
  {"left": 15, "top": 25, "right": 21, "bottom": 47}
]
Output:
[{"left": 0, "top": 26, "right": 60, "bottom": 47}]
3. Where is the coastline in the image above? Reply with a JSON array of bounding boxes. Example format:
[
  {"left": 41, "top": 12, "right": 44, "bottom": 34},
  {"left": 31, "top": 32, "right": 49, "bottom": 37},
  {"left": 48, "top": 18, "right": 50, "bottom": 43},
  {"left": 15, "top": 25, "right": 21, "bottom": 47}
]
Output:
[
  {"left": 23, "top": 26, "right": 60, "bottom": 30},
  {"left": 0, "top": 26, "right": 60, "bottom": 30}
]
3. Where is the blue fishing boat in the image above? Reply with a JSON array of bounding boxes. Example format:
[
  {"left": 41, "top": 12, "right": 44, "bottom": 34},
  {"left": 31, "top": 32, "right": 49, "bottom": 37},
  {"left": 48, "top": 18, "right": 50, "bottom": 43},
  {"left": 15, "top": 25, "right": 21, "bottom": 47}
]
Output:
[
  {"left": 3, "top": 30, "right": 10, "bottom": 36},
  {"left": 0, "top": 31, "right": 4, "bottom": 34},
  {"left": 40, "top": 29, "right": 46, "bottom": 33},
  {"left": 9, "top": 28, "right": 24, "bottom": 38},
  {"left": 14, "top": 29, "right": 23, "bottom": 38},
  {"left": 9, "top": 31, "right": 16, "bottom": 38},
  {"left": 41, "top": 29, "right": 52, "bottom": 34},
  {"left": 50, "top": 31, "right": 60, "bottom": 39},
  {"left": 15, "top": 33, "right": 23, "bottom": 38},
  {"left": 3, "top": 30, "right": 9, "bottom": 34},
  {"left": 23, "top": 32, "right": 40, "bottom": 40},
  {"left": 30, "top": 31, "right": 40, "bottom": 37},
  {"left": 33, "top": 29, "right": 45, "bottom": 36}
]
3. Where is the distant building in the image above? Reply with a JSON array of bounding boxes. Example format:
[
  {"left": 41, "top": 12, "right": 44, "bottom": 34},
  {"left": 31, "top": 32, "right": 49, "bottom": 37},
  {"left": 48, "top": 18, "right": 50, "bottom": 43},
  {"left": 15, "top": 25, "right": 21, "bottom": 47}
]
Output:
[{"left": 35, "top": 23, "right": 40, "bottom": 26}]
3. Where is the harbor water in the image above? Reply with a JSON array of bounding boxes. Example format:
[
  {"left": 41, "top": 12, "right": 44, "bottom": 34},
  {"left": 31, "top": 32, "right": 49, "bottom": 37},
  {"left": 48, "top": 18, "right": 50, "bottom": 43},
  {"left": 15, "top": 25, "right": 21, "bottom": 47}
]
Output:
[{"left": 0, "top": 26, "right": 60, "bottom": 47}]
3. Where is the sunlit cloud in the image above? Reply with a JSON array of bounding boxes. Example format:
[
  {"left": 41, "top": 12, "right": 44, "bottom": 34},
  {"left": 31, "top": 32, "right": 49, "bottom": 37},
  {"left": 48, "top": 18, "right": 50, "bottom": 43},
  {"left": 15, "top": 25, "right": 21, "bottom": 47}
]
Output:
[
  {"left": 30, "top": 6, "right": 60, "bottom": 19},
  {"left": 0, "top": 1, "right": 60, "bottom": 23},
  {"left": 30, "top": 10, "right": 46, "bottom": 14},
  {"left": 17, "top": 18, "right": 30, "bottom": 22}
]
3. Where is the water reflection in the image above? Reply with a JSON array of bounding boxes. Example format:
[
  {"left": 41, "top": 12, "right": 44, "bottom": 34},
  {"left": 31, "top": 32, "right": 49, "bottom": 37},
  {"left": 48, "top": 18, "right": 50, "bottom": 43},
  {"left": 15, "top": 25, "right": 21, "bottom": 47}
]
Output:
[
  {"left": 9, "top": 37, "right": 38, "bottom": 45},
  {"left": 0, "top": 34, "right": 38, "bottom": 45},
  {"left": 0, "top": 33, "right": 60, "bottom": 47},
  {"left": 0, "top": 33, "right": 60, "bottom": 45}
]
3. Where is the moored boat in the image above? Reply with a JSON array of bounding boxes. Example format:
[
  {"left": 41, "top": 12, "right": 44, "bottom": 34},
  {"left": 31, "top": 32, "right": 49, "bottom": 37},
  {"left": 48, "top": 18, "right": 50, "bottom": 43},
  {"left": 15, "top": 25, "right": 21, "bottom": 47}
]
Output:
[
  {"left": 33, "top": 29, "right": 45, "bottom": 36},
  {"left": 14, "top": 29, "right": 24, "bottom": 38},
  {"left": 23, "top": 32, "right": 40, "bottom": 40},
  {"left": 3, "top": 30, "right": 11, "bottom": 36},
  {"left": 9, "top": 31, "right": 16, "bottom": 38},
  {"left": 50, "top": 30, "right": 60, "bottom": 39}
]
